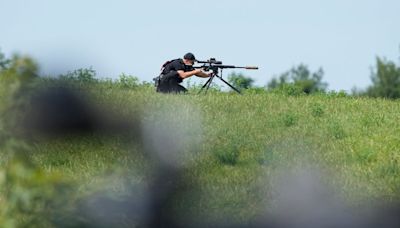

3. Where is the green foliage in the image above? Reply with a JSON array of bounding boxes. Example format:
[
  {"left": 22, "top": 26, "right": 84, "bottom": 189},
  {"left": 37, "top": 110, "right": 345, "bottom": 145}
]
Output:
[
  {"left": 271, "top": 83, "right": 305, "bottom": 96},
  {"left": 227, "top": 72, "right": 254, "bottom": 90},
  {"left": 0, "top": 58, "right": 72, "bottom": 227},
  {"left": 310, "top": 103, "right": 325, "bottom": 117},
  {"left": 327, "top": 90, "right": 349, "bottom": 98},
  {"left": 267, "top": 64, "right": 328, "bottom": 94},
  {"left": 366, "top": 56, "right": 400, "bottom": 99},
  {"left": 282, "top": 112, "right": 298, "bottom": 127},
  {"left": 0, "top": 55, "right": 38, "bottom": 82},
  {"left": 0, "top": 49, "right": 11, "bottom": 70},
  {"left": 60, "top": 67, "right": 97, "bottom": 83},
  {"left": 0, "top": 55, "right": 39, "bottom": 142},
  {"left": 118, "top": 73, "right": 140, "bottom": 88},
  {"left": 0, "top": 152, "right": 71, "bottom": 228},
  {"left": 140, "top": 80, "right": 155, "bottom": 88}
]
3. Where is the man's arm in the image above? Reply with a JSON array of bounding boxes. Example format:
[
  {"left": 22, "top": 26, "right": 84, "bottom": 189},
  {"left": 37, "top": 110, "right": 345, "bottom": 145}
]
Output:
[
  {"left": 195, "top": 71, "right": 211, "bottom": 78},
  {"left": 178, "top": 69, "right": 208, "bottom": 79}
]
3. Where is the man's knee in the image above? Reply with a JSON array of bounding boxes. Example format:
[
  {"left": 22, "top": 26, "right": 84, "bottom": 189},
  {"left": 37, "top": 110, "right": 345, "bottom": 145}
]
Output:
[
  {"left": 157, "top": 82, "right": 186, "bottom": 94},
  {"left": 156, "top": 72, "right": 186, "bottom": 94}
]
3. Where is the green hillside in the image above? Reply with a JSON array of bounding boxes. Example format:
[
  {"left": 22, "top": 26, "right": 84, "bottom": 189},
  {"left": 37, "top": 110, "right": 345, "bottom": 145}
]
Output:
[{"left": 2, "top": 78, "right": 400, "bottom": 226}]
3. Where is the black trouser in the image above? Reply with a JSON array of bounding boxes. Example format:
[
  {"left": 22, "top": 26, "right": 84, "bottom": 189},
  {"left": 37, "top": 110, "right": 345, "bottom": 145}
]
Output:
[{"left": 157, "top": 72, "right": 187, "bottom": 94}]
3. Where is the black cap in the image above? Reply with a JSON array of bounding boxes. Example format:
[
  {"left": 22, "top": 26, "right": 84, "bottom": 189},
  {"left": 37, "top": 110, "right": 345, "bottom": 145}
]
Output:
[{"left": 184, "top": 53, "right": 196, "bottom": 61}]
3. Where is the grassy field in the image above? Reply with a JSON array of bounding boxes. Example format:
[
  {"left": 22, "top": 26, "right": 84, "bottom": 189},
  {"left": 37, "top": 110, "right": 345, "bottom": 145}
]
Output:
[{"left": 1, "top": 80, "right": 400, "bottom": 226}]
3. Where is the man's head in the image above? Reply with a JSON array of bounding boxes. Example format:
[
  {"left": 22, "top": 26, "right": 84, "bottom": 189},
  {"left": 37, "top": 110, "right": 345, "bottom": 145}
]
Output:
[{"left": 183, "top": 53, "right": 196, "bottom": 66}]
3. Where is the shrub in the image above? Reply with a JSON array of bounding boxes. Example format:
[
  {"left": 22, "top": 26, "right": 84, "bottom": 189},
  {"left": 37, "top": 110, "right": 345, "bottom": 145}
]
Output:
[
  {"left": 327, "top": 90, "right": 348, "bottom": 98},
  {"left": 60, "top": 67, "right": 97, "bottom": 83},
  {"left": 282, "top": 112, "right": 298, "bottom": 127},
  {"left": 227, "top": 72, "right": 254, "bottom": 90},
  {"left": 267, "top": 64, "right": 328, "bottom": 95},
  {"left": 118, "top": 73, "right": 140, "bottom": 88},
  {"left": 0, "top": 153, "right": 72, "bottom": 227},
  {"left": 366, "top": 56, "right": 400, "bottom": 99},
  {"left": 310, "top": 103, "right": 325, "bottom": 118}
]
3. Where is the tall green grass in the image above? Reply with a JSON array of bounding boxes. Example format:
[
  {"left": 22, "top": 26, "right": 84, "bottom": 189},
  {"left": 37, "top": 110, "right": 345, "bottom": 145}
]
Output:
[{"left": 1, "top": 79, "right": 400, "bottom": 226}]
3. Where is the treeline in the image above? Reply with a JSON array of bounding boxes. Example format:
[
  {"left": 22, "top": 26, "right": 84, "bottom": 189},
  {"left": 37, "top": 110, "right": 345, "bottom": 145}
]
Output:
[
  {"left": 1, "top": 49, "right": 400, "bottom": 98},
  {"left": 228, "top": 54, "right": 400, "bottom": 98},
  {"left": 227, "top": 64, "right": 328, "bottom": 96}
]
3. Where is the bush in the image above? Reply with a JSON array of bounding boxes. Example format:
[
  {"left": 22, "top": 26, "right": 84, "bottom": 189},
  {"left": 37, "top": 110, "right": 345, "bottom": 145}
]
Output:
[
  {"left": 267, "top": 64, "right": 328, "bottom": 95},
  {"left": 60, "top": 67, "right": 97, "bottom": 83},
  {"left": 366, "top": 56, "right": 400, "bottom": 99},
  {"left": 227, "top": 72, "right": 254, "bottom": 90},
  {"left": 118, "top": 73, "right": 140, "bottom": 88},
  {"left": 310, "top": 103, "right": 325, "bottom": 118},
  {"left": 271, "top": 83, "right": 305, "bottom": 96},
  {"left": 0, "top": 153, "right": 72, "bottom": 227},
  {"left": 282, "top": 112, "right": 298, "bottom": 127},
  {"left": 327, "top": 90, "right": 349, "bottom": 98}
]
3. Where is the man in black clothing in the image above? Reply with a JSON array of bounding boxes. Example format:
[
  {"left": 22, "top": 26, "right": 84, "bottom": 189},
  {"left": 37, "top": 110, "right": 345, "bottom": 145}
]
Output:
[{"left": 156, "top": 53, "right": 210, "bottom": 93}]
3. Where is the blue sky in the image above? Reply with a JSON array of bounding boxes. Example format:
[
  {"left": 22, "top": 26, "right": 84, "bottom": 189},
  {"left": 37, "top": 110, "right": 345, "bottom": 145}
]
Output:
[{"left": 1, "top": 0, "right": 399, "bottom": 91}]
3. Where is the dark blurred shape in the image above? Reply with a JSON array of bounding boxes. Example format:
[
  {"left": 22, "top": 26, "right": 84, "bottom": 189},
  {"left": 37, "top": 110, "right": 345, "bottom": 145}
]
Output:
[
  {"left": 26, "top": 86, "right": 97, "bottom": 136},
  {"left": 61, "top": 194, "right": 147, "bottom": 228},
  {"left": 367, "top": 204, "right": 400, "bottom": 228},
  {"left": 22, "top": 85, "right": 140, "bottom": 139},
  {"left": 145, "top": 166, "right": 184, "bottom": 228},
  {"left": 253, "top": 169, "right": 400, "bottom": 228},
  {"left": 255, "top": 169, "right": 364, "bottom": 228},
  {"left": 55, "top": 168, "right": 190, "bottom": 228}
]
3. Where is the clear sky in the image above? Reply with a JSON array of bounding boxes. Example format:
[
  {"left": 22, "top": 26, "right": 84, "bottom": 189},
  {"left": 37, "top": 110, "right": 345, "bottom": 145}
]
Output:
[{"left": 1, "top": 0, "right": 399, "bottom": 91}]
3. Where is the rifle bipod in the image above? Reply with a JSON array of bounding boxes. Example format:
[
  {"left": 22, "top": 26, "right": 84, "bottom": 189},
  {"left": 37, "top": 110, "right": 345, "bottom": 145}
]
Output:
[{"left": 198, "top": 69, "right": 242, "bottom": 95}]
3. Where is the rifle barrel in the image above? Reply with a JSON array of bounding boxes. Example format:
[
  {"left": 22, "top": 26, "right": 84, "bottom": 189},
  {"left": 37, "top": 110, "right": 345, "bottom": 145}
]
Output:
[
  {"left": 217, "top": 65, "right": 259, "bottom": 70},
  {"left": 193, "top": 65, "right": 259, "bottom": 70}
]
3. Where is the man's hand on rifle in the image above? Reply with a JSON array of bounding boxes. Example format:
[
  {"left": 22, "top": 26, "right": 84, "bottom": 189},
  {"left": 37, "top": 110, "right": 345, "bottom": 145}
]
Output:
[{"left": 194, "top": 68, "right": 212, "bottom": 78}]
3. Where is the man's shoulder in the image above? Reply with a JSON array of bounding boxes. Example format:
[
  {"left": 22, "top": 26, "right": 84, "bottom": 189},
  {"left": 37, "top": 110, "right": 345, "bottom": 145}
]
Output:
[
  {"left": 171, "top": 59, "right": 185, "bottom": 69},
  {"left": 171, "top": 58, "right": 184, "bottom": 65}
]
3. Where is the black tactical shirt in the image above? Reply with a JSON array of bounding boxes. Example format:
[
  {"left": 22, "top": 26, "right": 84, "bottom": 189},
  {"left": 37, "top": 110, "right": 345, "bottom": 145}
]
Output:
[{"left": 162, "top": 59, "right": 194, "bottom": 75}]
